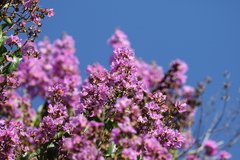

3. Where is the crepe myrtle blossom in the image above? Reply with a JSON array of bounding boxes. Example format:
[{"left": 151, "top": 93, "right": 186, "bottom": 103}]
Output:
[
  {"left": 175, "top": 100, "right": 187, "bottom": 113},
  {"left": 63, "top": 134, "right": 104, "bottom": 160},
  {"left": 185, "top": 155, "right": 201, "bottom": 160},
  {"left": 107, "top": 29, "right": 131, "bottom": 50},
  {"left": 169, "top": 59, "right": 188, "bottom": 85},
  {"left": 182, "top": 85, "right": 195, "bottom": 99},
  {"left": 218, "top": 150, "right": 232, "bottom": 159},
  {"left": 183, "top": 85, "right": 195, "bottom": 94},
  {"left": 182, "top": 131, "right": 195, "bottom": 148},
  {"left": 143, "top": 135, "right": 173, "bottom": 160},
  {"left": 121, "top": 147, "right": 139, "bottom": 160},
  {"left": 107, "top": 29, "right": 133, "bottom": 63},
  {"left": 118, "top": 117, "right": 137, "bottom": 134},
  {"left": 108, "top": 29, "right": 164, "bottom": 89},
  {"left": 170, "top": 59, "right": 188, "bottom": 74},
  {"left": 114, "top": 96, "right": 132, "bottom": 112},
  {"left": 21, "top": 42, "right": 39, "bottom": 57},
  {"left": 110, "top": 47, "right": 146, "bottom": 95},
  {"left": 152, "top": 126, "right": 185, "bottom": 149},
  {"left": 16, "top": 34, "right": 81, "bottom": 103},
  {"left": 45, "top": 8, "right": 55, "bottom": 17},
  {"left": 5, "top": 35, "right": 22, "bottom": 46},
  {"left": 5, "top": 55, "right": 14, "bottom": 62},
  {"left": 0, "top": 29, "right": 237, "bottom": 159},
  {"left": 0, "top": 0, "right": 53, "bottom": 60},
  {"left": 135, "top": 60, "right": 164, "bottom": 89},
  {"left": 204, "top": 139, "right": 218, "bottom": 156},
  {"left": 0, "top": 120, "right": 21, "bottom": 160},
  {"left": 24, "top": 0, "right": 40, "bottom": 8},
  {"left": 31, "top": 12, "right": 40, "bottom": 24}
]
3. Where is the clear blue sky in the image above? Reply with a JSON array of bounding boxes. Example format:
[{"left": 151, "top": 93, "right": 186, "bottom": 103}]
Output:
[{"left": 38, "top": 1, "right": 240, "bottom": 158}]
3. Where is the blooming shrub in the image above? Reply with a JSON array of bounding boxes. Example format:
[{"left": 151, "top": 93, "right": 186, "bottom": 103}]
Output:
[
  {"left": 0, "top": 28, "right": 235, "bottom": 159},
  {"left": 0, "top": 1, "right": 238, "bottom": 160}
]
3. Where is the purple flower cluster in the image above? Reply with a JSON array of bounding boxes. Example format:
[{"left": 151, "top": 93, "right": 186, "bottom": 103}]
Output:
[
  {"left": 201, "top": 139, "right": 232, "bottom": 159},
  {"left": 204, "top": 139, "right": 218, "bottom": 156},
  {"left": 218, "top": 150, "right": 232, "bottom": 159},
  {"left": 1, "top": 0, "right": 54, "bottom": 44},
  {"left": 152, "top": 126, "right": 185, "bottom": 149},
  {"left": 110, "top": 47, "right": 145, "bottom": 96},
  {"left": 0, "top": 0, "right": 54, "bottom": 78},
  {"left": 80, "top": 63, "right": 111, "bottom": 117},
  {"left": 0, "top": 120, "right": 20, "bottom": 159},
  {"left": 108, "top": 29, "right": 164, "bottom": 90},
  {"left": 15, "top": 34, "right": 81, "bottom": 108},
  {"left": 63, "top": 115, "right": 104, "bottom": 159},
  {"left": 0, "top": 89, "right": 35, "bottom": 125},
  {"left": 135, "top": 60, "right": 164, "bottom": 89},
  {"left": 5, "top": 35, "right": 22, "bottom": 47},
  {"left": 107, "top": 28, "right": 131, "bottom": 50},
  {"left": 21, "top": 42, "right": 39, "bottom": 57},
  {"left": 0, "top": 29, "right": 236, "bottom": 159}
]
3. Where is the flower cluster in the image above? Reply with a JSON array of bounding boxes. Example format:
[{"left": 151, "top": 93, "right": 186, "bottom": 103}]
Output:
[
  {"left": 0, "top": 0, "right": 54, "bottom": 105},
  {"left": 1, "top": 0, "right": 54, "bottom": 41},
  {"left": 0, "top": 29, "right": 236, "bottom": 160},
  {"left": 0, "top": 0, "right": 54, "bottom": 65}
]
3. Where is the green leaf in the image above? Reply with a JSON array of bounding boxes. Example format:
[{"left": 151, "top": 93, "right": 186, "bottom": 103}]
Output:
[
  {"left": 0, "top": 25, "right": 2, "bottom": 39},
  {"left": 114, "top": 92, "right": 120, "bottom": 98},
  {"left": 0, "top": 2, "right": 10, "bottom": 9},
  {"left": 4, "top": 17, "right": 12, "bottom": 26},
  {"left": 46, "top": 142, "right": 58, "bottom": 160},
  {"left": 0, "top": 36, "right": 6, "bottom": 45},
  {"left": 54, "top": 131, "right": 67, "bottom": 139},
  {"left": 2, "top": 56, "right": 22, "bottom": 74},
  {"left": 0, "top": 51, "right": 7, "bottom": 62},
  {"left": 0, "top": 36, "right": 7, "bottom": 56},
  {"left": 28, "top": 151, "right": 39, "bottom": 159},
  {"left": 31, "top": 105, "right": 43, "bottom": 127},
  {"left": 1, "top": 23, "right": 9, "bottom": 31},
  {"left": 115, "top": 147, "right": 123, "bottom": 156},
  {"left": 84, "top": 127, "right": 90, "bottom": 133},
  {"left": 138, "top": 154, "right": 143, "bottom": 160},
  {"left": 105, "top": 141, "right": 116, "bottom": 156},
  {"left": 20, "top": 151, "right": 29, "bottom": 160},
  {"left": 13, "top": 48, "right": 22, "bottom": 57},
  {"left": 112, "top": 121, "right": 118, "bottom": 128},
  {"left": 47, "top": 142, "right": 56, "bottom": 149},
  {"left": 169, "top": 149, "right": 178, "bottom": 159},
  {"left": 104, "top": 118, "right": 118, "bottom": 131},
  {"left": 0, "top": 47, "right": 7, "bottom": 57},
  {"left": 37, "top": 105, "right": 43, "bottom": 113}
]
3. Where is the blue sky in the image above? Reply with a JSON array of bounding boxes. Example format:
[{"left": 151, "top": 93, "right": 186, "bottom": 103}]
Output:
[{"left": 38, "top": 1, "right": 240, "bottom": 158}]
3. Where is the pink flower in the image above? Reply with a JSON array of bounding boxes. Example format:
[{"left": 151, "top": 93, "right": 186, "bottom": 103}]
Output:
[
  {"left": 161, "top": 105, "right": 169, "bottom": 112},
  {"left": 24, "top": 0, "right": 39, "bottom": 7},
  {"left": 186, "top": 155, "right": 201, "bottom": 160},
  {"left": 31, "top": 12, "right": 40, "bottom": 24},
  {"left": 5, "top": 35, "right": 22, "bottom": 46},
  {"left": 114, "top": 97, "right": 132, "bottom": 112},
  {"left": 107, "top": 29, "right": 131, "bottom": 49},
  {"left": 122, "top": 148, "right": 138, "bottom": 160},
  {"left": 204, "top": 139, "right": 218, "bottom": 156},
  {"left": 21, "top": 42, "right": 39, "bottom": 57},
  {"left": 45, "top": 8, "right": 55, "bottom": 17},
  {"left": 24, "top": 0, "right": 33, "bottom": 7},
  {"left": 218, "top": 150, "right": 232, "bottom": 159},
  {"left": 182, "top": 131, "right": 195, "bottom": 148},
  {"left": 175, "top": 100, "right": 187, "bottom": 113},
  {"left": 5, "top": 55, "right": 14, "bottom": 62},
  {"left": 170, "top": 59, "right": 188, "bottom": 74},
  {"left": 183, "top": 85, "right": 194, "bottom": 93}
]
